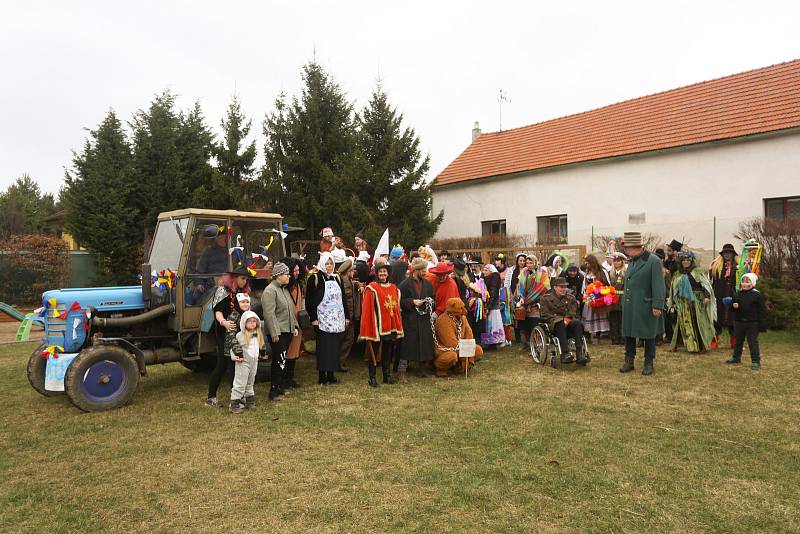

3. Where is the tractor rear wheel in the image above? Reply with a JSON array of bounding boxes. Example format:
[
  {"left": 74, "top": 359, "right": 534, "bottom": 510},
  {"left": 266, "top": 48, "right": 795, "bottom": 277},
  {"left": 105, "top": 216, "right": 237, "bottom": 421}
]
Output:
[
  {"left": 65, "top": 345, "right": 139, "bottom": 412},
  {"left": 27, "top": 345, "right": 63, "bottom": 397}
]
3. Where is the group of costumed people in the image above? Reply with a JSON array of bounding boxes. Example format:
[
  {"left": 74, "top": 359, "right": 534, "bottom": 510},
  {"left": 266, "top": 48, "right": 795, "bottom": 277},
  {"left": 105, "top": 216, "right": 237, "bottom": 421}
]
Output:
[{"left": 205, "top": 226, "right": 769, "bottom": 412}]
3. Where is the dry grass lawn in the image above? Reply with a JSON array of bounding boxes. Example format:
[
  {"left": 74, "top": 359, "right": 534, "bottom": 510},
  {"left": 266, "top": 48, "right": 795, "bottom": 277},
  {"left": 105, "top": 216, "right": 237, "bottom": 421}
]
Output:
[{"left": 1, "top": 332, "right": 799, "bottom": 533}]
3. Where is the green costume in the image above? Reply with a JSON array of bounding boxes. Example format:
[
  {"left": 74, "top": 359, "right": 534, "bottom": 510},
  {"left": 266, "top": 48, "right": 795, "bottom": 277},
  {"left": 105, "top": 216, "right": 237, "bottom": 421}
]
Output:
[
  {"left": 670, "top": 256, "right": 717, "bottom": 353},
  {"left": 621, "top": 250, "right": 665, "bottom": 339}
]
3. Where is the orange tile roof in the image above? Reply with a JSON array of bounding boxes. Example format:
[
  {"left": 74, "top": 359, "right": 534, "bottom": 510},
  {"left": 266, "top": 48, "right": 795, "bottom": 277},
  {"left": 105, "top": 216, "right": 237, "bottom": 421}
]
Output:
[{"left": 433, "top": 59, "right": 800, "bottom": 187}]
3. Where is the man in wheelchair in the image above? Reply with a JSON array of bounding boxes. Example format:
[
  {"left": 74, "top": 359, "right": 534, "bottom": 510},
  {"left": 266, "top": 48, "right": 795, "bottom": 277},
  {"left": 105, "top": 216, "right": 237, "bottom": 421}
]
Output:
[{"left": 540, "top": 277, "right": 589, "bottom": 365}]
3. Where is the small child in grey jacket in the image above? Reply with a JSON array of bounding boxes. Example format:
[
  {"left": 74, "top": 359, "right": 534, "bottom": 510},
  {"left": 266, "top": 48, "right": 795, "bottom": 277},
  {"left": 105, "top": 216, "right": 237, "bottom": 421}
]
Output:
[
  {"left": 230, "top": 310, "right": 265, "bottom": 413},
  {"left": 224, "top": 293, "right": 251, "bottom": 362}
]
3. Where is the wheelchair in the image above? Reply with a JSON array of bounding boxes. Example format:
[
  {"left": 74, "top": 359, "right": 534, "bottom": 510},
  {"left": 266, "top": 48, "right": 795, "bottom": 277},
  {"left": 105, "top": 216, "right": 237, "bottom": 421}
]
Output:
[{"left": 530, "top": 321, "right": 590, "bottom": 369}]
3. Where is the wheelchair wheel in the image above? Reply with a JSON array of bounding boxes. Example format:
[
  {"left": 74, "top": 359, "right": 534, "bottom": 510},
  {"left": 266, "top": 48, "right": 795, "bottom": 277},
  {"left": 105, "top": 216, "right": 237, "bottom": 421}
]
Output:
[{"left": 530, "top": 326, "right": 548, "bottom": 364}]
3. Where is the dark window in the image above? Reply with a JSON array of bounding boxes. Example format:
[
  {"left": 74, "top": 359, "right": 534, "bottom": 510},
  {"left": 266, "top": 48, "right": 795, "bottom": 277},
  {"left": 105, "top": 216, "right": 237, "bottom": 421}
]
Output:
[
  {"left": 537, "top": 214, "right": 568, "bottom": 244},
  {"left": 764, "top": 196, "right": 800, "bottom": 222},
  {"left": 481, "top": 219, "right": 506, "bottom": 237}
]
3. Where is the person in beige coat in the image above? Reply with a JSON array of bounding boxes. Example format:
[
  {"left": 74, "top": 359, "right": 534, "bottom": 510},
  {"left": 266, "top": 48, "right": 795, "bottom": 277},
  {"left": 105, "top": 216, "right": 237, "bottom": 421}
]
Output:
[{"left": 262, "top": 262, "right": 300, "bottom": 401}]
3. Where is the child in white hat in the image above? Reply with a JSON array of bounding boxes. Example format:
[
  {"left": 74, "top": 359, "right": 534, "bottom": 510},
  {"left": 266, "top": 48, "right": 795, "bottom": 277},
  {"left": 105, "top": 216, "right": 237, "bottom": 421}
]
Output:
[
  {"left": 230, "top": 310, "right": 266, "bottom": 412},
  {"left": 725, "top": 273, "right": 767, "bottom": 370}
]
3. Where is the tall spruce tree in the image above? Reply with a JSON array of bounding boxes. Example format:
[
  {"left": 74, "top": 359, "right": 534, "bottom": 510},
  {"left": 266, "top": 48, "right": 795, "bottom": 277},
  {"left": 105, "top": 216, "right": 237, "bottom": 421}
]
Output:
[
  {"left": 196, "top": 94, "right": 257, "bottom": 209},
  {"left": 130, "top": 91, "right": 183, "bottom": 239},
  {"left": 62, "top": 110, "right": 140, "bottom": 284},
  {"left": 130, "top": 92, "right": 218, "bottom": 235},
  {"left": 177, "top": 101, "right": 217, "bottom": 208},
  {"left": 356, "top": 85, "right": 442, "bottom": 248},
  {"left": 261, "top": 62, "right": 362, "bottom": 234}
]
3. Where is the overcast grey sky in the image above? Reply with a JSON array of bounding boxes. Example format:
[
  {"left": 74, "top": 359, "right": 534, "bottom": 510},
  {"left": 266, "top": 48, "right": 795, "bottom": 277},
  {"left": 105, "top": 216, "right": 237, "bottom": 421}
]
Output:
[{"left": 1, "top": 0, "right": 798, "bottom": 195}]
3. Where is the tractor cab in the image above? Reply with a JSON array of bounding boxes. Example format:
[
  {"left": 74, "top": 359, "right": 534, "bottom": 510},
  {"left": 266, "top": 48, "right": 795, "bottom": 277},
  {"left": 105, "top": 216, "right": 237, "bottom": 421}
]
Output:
[{"left": 147, "top": 208, "right": 288, "bottom": 331}]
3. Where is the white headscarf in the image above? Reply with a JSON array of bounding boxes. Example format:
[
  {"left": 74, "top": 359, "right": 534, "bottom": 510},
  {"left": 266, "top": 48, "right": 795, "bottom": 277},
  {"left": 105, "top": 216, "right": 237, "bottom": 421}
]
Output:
[
  {"left": 317, "top": 251, "right": 334, "bottom": 273},
  {"left": 483, "top": 264, "right": 498, "bottom": 273}
]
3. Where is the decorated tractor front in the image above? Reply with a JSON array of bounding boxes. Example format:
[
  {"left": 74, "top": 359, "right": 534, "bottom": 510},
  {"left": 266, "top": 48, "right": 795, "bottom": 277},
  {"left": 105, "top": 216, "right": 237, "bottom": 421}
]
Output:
[
  {"left": 26, "top": 286, "right": 165, "bottom": 411},
  {"left": 26, "top": 208, "right": 287, "bottom": 412}
]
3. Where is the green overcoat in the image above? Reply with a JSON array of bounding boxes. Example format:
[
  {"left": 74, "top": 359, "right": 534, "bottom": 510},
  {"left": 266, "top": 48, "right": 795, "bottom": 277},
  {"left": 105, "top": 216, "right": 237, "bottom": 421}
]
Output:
[{"left": 621, "top": 251, "right": 666, "bottom": 339}]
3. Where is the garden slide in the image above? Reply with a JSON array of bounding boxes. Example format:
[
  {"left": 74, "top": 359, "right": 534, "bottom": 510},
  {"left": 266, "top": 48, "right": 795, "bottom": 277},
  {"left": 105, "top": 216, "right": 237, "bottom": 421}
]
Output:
[{"left": 0, "top": 302, "right": 45, "bottom": 326}]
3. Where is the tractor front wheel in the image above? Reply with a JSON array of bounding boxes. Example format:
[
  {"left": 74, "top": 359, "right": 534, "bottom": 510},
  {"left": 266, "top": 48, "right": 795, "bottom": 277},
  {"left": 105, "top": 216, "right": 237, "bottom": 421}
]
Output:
[
  {"left": 27, "top": 345, "right": 63, "bottom": 397},
  {"left": 65, "top": 345, "right": 139, "bottom": 412}
]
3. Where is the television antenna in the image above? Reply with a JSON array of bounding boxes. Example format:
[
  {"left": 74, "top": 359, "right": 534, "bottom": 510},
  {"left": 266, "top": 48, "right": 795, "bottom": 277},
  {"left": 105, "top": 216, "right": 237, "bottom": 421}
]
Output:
[{"left": 498, "top": 89, "right": 511, "bottom": 131}]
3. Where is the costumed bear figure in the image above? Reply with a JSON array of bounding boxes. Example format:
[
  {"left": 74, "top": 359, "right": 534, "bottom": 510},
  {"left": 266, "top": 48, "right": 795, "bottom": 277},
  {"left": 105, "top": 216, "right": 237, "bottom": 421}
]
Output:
[{"left": 434, "top": 297, "right": 484, "bottom": 376}]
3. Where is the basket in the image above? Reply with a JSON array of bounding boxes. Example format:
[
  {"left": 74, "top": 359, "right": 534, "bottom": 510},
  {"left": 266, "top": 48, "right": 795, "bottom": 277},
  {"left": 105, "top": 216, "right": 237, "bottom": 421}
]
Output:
[{"left": 588, "top": 304, "right": 613, "bottom": 314}]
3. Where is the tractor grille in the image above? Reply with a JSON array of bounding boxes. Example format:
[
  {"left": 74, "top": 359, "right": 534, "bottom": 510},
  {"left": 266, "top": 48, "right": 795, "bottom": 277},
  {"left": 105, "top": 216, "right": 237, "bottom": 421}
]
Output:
[{"left": 44, "top": 303, "right": 67, "bottom": 348}]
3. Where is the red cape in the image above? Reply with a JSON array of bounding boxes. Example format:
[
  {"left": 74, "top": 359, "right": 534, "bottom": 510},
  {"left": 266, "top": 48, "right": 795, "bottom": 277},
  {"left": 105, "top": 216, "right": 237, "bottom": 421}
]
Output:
[
  {"left": 426, "top": 273, "right": 461, "bottom": 315},
  {"left": 359, "top": 282, "right": 404, "bottom": 341}
]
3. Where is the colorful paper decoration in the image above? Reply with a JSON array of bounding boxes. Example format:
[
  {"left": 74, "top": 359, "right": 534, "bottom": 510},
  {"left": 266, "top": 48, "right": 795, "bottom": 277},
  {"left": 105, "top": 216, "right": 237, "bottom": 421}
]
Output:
[
  {"left": 47, "top": 297, "right": 60, "bottom": 318},
  {"left": 583, "top": 280, "right": 619, "bottom": 308},
  {"left": 41, "top": 345, "right": 65, "bottom": 359},
  {"left": 58, "top": 301, "right": 82, "bottom": 319},
  {"left": 606, "top": 237, "right": 619, "bottom": 256},
  {"left": 151, "top": 269, "right": 176, "bottom": 290},
  {"left": 736, "top": 239, "right": 763, "bottom": 290}
]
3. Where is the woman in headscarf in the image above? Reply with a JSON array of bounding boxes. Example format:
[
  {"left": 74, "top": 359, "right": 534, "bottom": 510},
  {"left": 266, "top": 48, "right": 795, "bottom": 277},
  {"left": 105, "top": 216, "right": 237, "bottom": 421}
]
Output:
[
  {"left": 481, "top": 263, "right": 505, "bottom": 349},
  {"left": 516, "top": 254, "right": 550, "bottom": 350},
  {"left": 306, "top": 251, "right": 349, "bottom": 384},
  {"left": 544, "top": 251, "right": 569, "bottom": 280},
  {"left": 493, "top": 253, "right": 513, "bottom": 347},
  {"left": 671, "top": 250, "right": 717, "bottom": 353},
  {"left": 505, "top": 253, "right": 527, "bottom": 344},
  {"left": 564, "top": 263, "right": 584, "bottom": 299}
]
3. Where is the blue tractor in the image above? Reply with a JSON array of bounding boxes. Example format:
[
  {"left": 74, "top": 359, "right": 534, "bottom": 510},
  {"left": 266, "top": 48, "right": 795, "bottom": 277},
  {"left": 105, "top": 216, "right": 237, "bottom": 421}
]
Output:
[{"left": 27, "top": 209, "right": 289, "bottom": 411}]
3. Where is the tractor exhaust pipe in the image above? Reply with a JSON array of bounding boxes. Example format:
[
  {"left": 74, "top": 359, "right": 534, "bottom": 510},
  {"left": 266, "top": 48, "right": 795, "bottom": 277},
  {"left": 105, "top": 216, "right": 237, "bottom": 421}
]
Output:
[{"left": 92, "top": 304, "right": 174, "bottom": 328}]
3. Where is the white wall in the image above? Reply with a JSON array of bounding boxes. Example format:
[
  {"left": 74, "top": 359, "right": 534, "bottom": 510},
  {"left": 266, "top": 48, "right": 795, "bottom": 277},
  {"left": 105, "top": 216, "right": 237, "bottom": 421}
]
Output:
[{"left": 432, "top": 133, "right": 800, "bottom": 252}]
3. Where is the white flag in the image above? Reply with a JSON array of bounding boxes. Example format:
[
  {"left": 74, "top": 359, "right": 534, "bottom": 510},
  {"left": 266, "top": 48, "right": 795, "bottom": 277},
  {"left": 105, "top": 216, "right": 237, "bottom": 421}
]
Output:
[{"left": 375, "top": 228, "right": 390, "bottom": 257}]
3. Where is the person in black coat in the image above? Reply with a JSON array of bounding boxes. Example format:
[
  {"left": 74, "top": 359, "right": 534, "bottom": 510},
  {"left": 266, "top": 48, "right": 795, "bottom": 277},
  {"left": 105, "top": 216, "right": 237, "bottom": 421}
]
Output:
[
  {"left": 397, "top": 257, "right": 435, "bottom": 381},
  {"left": 725, "top": 273, "right": 767, "bottom": 370}
]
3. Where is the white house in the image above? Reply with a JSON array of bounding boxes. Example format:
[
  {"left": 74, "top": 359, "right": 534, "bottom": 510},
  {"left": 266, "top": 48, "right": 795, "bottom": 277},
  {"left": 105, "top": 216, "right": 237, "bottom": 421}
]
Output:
[{"left": 432, "top": 59, "right": 800, "bottom": 253}]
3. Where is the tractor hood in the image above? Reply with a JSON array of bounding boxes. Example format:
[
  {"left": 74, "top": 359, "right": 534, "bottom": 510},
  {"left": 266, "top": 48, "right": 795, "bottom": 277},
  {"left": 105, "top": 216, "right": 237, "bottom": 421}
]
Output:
[{"left": 42, "top": 286, "right": 145, "bottom": 313}]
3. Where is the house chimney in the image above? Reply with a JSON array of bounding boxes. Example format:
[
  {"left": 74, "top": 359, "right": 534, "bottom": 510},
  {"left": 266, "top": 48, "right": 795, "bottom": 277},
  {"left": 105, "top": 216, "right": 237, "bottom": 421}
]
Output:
[{"left": 472, "top": 121, "right": 481, "bottom": 142}]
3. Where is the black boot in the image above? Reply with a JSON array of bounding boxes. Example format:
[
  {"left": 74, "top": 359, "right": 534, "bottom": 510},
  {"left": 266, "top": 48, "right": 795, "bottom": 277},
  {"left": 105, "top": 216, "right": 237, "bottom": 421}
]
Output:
[
  {"left": 318, "top": 371, "right": 327, "bottom": 385},
  {"left": 725, "top": 355, "right": 741, "bottom": 364},
  {"left": 642, "top": 359, "right": 655, "bottom": 376},
  {"left": 268, "top": 385, "right": 284, "bottom": 401},
  {"left": 284, "top": 359, "right": 300, "bottom": 389},
  {"left": 619, "top": 357, "right": 635, "bottom": 373},
  {"left": 368, "top": 361, "right": 379, "bottom": 388},
  {"left": 244, "top": 395, "right": 256, "bottom": 409},
  {"left": 326, "top": 371, "right": 339, "bottom": 384},
  {"left": 561, "top": 352, "right": 575, "bottom": 364},
  {"left": 381, "top": 352, "right": 397, "bottom": 384},
  {"left": 271, "top": 353, "right": 286, "bottom": 395}
]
